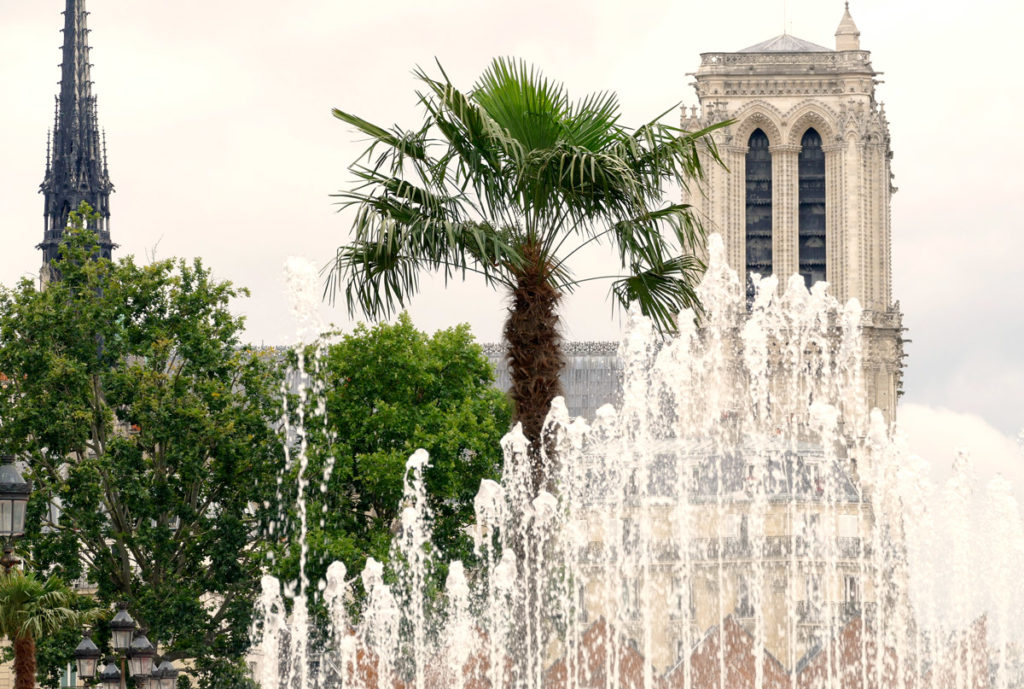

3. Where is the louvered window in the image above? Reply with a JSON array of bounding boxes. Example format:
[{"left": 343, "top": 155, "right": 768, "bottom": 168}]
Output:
[
  {"left": 745, "top": 129, "right": 773, "bottom": 279},
  {"left": 798, "top": 128, "right": 826, "bottom": 287}
]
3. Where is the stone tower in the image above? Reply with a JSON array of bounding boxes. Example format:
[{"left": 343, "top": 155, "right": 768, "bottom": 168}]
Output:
[
  {"left": 567, "top": 7, "right": 904, "bottom": 673},
  {"left": 683, "top": 4, "right": 904, "bottom": 422},
  {"left": 39, "top": 0, "right": 115, "bottom": 279}
]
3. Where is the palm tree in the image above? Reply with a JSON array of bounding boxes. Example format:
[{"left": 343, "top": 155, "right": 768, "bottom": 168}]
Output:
[
  {"left": 0, "top": 571, "right": 102, "bottom": 689},
  {"left": 328, "top": 58, "right": 725, "bottom": 493}
]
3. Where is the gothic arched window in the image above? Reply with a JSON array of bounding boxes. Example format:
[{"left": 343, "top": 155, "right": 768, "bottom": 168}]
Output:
[
  {"left": 745, "top": 129, "right": 772, "bottom": 280},
  {"left": 798, "top": 128, "right": 826, "bottom": 287}
]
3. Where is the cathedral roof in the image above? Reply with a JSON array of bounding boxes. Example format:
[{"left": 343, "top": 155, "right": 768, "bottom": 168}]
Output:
[{"left": 739, "top": 34, "right": 833, "bottom": 53}]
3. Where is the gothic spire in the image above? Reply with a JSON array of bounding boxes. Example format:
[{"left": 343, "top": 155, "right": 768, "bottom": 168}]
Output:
[{"left": 39, "top": 0, "right": 115, "bottom": 273}]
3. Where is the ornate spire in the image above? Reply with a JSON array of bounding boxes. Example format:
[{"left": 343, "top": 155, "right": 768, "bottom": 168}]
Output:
[
  {"left": 835, "top": 2, "right": 861, "bottom": 51},
  {"left": 39, "top": 0, "right": 115, "bottom": 273}
]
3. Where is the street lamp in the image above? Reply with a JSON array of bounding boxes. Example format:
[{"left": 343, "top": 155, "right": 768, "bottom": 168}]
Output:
[
  {"left": 98, "top": 659, "right": 121, "bottom": 689},
  {"left": 127, "top": 627, "right": 155, "bottom": 680},
  {"left": 77, "top": 605, "right": 171, "bottom": 689},
  {"left": 73, "top": 631, "right": 102, "bottom": 682},
  {"left": 110, "top": 603, "right": 136, "bottom": 654},
  {"left": 0, "top": 454, "right": 31, "bottom": 573},
  {"left": 149, "top": 658, "right": 180, "bottom": 689}
]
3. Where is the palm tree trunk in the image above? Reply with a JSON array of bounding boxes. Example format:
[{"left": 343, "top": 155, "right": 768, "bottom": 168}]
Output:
[
  {"left": 503, "top": 253, "right": 564, "bottom": 496},
  {"left": 13, "top": 633, "right": 36, "bottom": 689}
]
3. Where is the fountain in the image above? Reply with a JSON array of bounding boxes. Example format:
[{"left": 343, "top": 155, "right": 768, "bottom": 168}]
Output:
[{"left": 253, "top": 235, "right": 1024, "bottom": 689}]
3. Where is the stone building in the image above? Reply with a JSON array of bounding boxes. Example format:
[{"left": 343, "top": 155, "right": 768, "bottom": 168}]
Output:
[
  {"left": 532, "top": 7, "right": 909, "bottom": 680},
  {"left": 668, "top": 6, "right": 900, "bottom": 668},
  {"left": 682, "top": 3, "right": 904, "bottom": 423},
  {"left": 488, "top": 6, "right": 903, "bottom": 432},
  {"left": 483, "top": 342, "right": 623, "bottom": 423}
]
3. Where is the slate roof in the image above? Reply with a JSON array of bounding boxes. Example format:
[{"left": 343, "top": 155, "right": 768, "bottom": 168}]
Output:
[{"left": 740, "top": 34, "right": 833, "bottom": 53}]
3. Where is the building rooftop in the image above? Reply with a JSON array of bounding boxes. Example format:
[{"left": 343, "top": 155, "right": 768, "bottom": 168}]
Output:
[
  {"left": 739, "top": 33, "right": 833, "bottom": 53},
  {"left": 483, "top": 341, "right": 621, "bottom": 421}
]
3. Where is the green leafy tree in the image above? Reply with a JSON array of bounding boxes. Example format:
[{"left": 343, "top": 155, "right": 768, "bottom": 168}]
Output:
[
  {"left": 0, "top": 205, "right": 284, "bottom": 689},
  {"left": 0, "top": 571, "right": 103, "bottom": 689},
  {"left": 275, "top": 314, "right": 511, "bottom": 601},
  {"left": 328, "top": 57, "right": 725, "bottom": 492}
]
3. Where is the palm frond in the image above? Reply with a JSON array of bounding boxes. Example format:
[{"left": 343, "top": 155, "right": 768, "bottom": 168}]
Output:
[
  {"left": 625, "top": 120, "right": 730, "bottom": 196},
  {"left": 472, "top": 57, "right": 567, "bottom": 153},
  {"left": 584, "top": 203, "right": 708, "bottom": 332},
  {"left": 328, "top": 57, "right": 727, "bottom": 337},
  {"left": 414, "top": 68, "right": 521, "bottom": 222},
  {"left": 324, "top": 213, "right": 521, "bottom": 317},
  {"left": 610, "top": 254, "right": 706, "bottom": 334},
  {"left": 415, "top": 67, "right": 505, "bottom": 171},
  {"left": 524, "top": 143, "right": 642, "bottom": 235},
  {"left": 0, "top": 572, "right": 103, "bottom": 642},
  {"left": 610, "top": 214, "right": 672, "bottom": 266},
  {"left": 563, "top": 90, "right": 622, "bottom": 150},
  {"left": 332, "top": 109, "right": 429, "bottom": 168}
]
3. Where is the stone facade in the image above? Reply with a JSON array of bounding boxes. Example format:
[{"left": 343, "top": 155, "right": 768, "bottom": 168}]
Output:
[
  {"left": 571, "top": 446, "right": 877, "bottom": 673},
  {"left": 560, "top": 9, "right": 907, "bottom": 676},
  {"left": 483, "top": 342, "right": 622, "bottom": 422},
  {"left": 670, "top": 7, "right": 899, "bottom": 670},
  {"left": 683, "top": 7, "right": 904, "bottom": 423}
]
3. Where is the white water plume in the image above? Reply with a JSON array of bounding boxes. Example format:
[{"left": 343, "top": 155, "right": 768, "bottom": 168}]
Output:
[{"left": 253, "top": 235, "right": 1024, "bottom": 689}]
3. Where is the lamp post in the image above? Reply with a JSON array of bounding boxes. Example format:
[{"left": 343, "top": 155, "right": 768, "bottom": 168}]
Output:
[
  {"left": 110, "top": 603, "right": 136, "bottom": 657},
  {"left": 97, "top": 659, "right": 121, "bottom": 689},
  {"left": 127, "top": 627, "right": 156, "bottom": 680},
  {"left": 73, "top": 632, "right": 101, "bottom": 682},
  {"left": 0, "top": 454, "right": 31, "bottom": 573},
  {"left": 75, "top": 603, "right": 176, "bottom": 689},
  {"left": 150, "top": 658, "right": 180, "bottom": 689}
]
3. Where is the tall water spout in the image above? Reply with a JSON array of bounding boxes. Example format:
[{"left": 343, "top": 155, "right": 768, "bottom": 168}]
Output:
[{"left": 253, "top": 237, "right": 1024, "bottom": 689}]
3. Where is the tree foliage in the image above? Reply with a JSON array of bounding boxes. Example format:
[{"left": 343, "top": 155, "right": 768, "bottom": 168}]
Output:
[
  {"left": 274, "top": 314, "right": 512, "bottom": 602},
  {"left": 0, "top": 205, "right": 284, "bottom": 688}
]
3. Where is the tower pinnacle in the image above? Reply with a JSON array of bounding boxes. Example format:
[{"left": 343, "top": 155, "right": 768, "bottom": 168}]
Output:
[
  {"left": 39, "top": 0, "right": 115, "bottom": 275},
  {"left": 835, "top": 2, "right": 861, "bottom": 51}
]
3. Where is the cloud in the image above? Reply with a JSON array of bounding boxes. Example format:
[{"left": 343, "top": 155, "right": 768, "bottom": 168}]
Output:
[
  {"left": 895, "top": 403, "right": 1024, "bottom": 631},
  {"left": 896, "top": 402, "right": 1024, "bottom": 502}
]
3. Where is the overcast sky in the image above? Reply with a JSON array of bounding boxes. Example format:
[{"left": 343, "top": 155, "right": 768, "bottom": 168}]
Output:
[{"left": 1, "top": 1, "right": 1021, "bottom": 495}]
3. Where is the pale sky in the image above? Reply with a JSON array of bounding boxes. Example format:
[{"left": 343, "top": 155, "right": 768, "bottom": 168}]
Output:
[{"left": 0, "top": 1, "right": 1021, "bottom": 491}]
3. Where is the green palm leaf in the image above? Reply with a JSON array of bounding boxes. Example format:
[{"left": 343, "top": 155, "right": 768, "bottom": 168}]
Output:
[
  {"left": 0, "top": 571, "right": 104, "bottom": 689},
  {"left": 611, "top": 254, "right": 706, "bottom": 333},
  {"left": 328, "top": 56, "right": 728, "bottom": 475}
]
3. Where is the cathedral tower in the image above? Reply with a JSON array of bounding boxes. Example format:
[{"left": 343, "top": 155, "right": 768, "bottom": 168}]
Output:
[
  {"left": 684, "top": 5, "right": 904, "bottom": 422},
  {"left": 39, "top": 0, "right": 114, "bottom": 277}
]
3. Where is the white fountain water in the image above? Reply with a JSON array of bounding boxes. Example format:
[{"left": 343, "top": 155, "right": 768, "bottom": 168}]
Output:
[{"left": 253, "top": 236, "right": 1024, "bottom": 689}]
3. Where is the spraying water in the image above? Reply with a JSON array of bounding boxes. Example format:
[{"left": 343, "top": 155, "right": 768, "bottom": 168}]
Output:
[{"left": 253, "top": 238, "right": 1024, "bottom": 689}]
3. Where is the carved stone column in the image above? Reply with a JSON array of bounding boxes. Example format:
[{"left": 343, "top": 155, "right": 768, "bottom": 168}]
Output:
[
  {"left": 722, "top": 143, "right": 748, "bottom": 271},
  {"left": 860, "top": 140, "right": 890, "bottom": 312},
  {"left": 770, "top": 144, "right": 801, "bottom": 282},
  {"left": 822, "top": 142, "right": 846, "bottom": 302}
]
